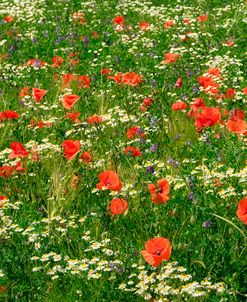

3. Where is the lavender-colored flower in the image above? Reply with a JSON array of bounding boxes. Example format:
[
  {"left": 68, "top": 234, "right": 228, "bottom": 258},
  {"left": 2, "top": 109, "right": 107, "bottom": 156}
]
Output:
[
  {"left": 188, "top": 191, "right": 194, "bottom": 200},
  {"left": 109, "top": 262, "right": 117, "bottom": 269},
  {"left": 83, "top": 36, "right": 89, "bottom": 47},
  {"left": 32, "top": 38, "right": 38, "bottom": 44},
  {"left": 192, "top": 85, "right": 200, "bottom": 94},
  {"left": 186, "top": 69, "right": 193, "bottom": 78},
  {"left": 118, "top": 267, "right": 125, "bottom": 273},
  {"left": 138, "top": 137, "right": 145, "bottom": 144},
  {"left": 19, "top": 99, "right": 25, "bottom": 107},
  {"left": 150, "top": 79, "right": 157, "bottom": 88},
  {"left": 150, "top": 116, "right": 158, "bottom": 126},
  {"left": 150, "top": 144, "right": 158, "bottom": 153},
  {"left": 202, "top": 220, "right": 212, "bottom": 228},
  {"left": 8, "top": 45, "right": 16, "bottom": 53},
  {"left": 167, "top": 157, "right": 180, "bottom": 167},
  {"left": 38, "top": 207, "right": 45, "bottom": 213},
  {"left": 56, "top": 36, "right": 63, "bottom": 44},
  {"left": 137, "top": 127, "right": 144, "bottom": 136},
  {"left": 186, "top": 177, "right": 195, "bottom": 189},
  {"left": 33, "top": 60, "right": 41, "bottom": 67},
  {"left": 146, "top": 166, "right": 155, "bottom": 174}
]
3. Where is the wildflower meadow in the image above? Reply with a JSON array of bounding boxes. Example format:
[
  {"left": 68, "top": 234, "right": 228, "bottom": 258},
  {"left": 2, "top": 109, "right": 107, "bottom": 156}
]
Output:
[{"left": 0, "top": 0, "right": 246, "bottom": 301}]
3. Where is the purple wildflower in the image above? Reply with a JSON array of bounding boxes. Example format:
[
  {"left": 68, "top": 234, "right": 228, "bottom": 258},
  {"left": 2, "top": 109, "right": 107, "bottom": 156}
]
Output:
[
  {"left": 150, "top": 144, "right": 158, "bottom": 153},
  {"left": 83, "top": 36, "right": 89, "bottom": 47},
  {"left": 202, "top": 220, "right": 213, "bottom": 228},
  {"left": 146, "top": 166, "right": 155, "bottom": 174}
]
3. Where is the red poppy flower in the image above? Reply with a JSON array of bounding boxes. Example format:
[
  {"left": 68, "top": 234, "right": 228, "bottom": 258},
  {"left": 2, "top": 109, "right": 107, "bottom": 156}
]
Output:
[
  {"left": 31, "top": 144, "right": 39, "bottom": 161},
  {"left": 171, "top": 101, "right": 187, "bottom": 111},
  {"left": 0, "top": 166, "right": 12, "bottom": 178},
  {"left": 143, "top": 97, "right": 153, "bottom": 107},
  {"left": 96, "top": 170, "right": 122, "bottom": 191},
  {"left": 242, "top": 87, "right": 247, "bottom": 95},
  {"left": 230, "top": 109, "right": 245, "bottom": 121},
  {"left": 37, "top": 120, "right": 52, "bottom": 128},
  {"left": 62, "top": 73, "right": 77, "bottom": 88},
  {"left": 226, "top": 119, "right": 247, "bottom": 135},
  {"left": 69, "top": 52, "right": 78, "bottom": 58},
  {"left": 14, "top": 161, "right": 25, "bottom": 173},
  {"left": 86, "top": 114, "right": 103, "bottom": 125},
  {"left": 198, "top": 15, "right": 208, "bottom": 22},
  {"left": 183, "top": 18, "right": 190, "bottom": 25},
  {"left": 225, "top": 88, "right": 235, "bottom": 99},
  {"left": 9, "top": 142, "right": 29, "bottom": 159},
  {"left": 175, "top": 77, "right": 183, "bottom": 88},
  {"left": 113, "top": 16, "right": 124, "bottom": 25},
  {"left": 19, "top": 86, "right": 30, "bottom": 97},
  {"left": 29, "top": 119, "right": 53, "bottom": 128},
  {"left": 124, "top": 146, "right": 141, "bottom": 157},
  {"left": 109, "top": 72, "right": 124, "bottom": 83},
  {"left": 109, "top": 198, "right": 128, "bottom": 216},
  {"left": 69, "top": 174, "right": 79, "bottom": 190},
  {"left": 148, "top": 179, "right": 170, "bottom": 204},
  {"left": 140, "top": 105, "right": 147, "bottom": 112},
  {"left": 69, "top": 59, "right": 79, "bottom": 67},
  {"left": 1, "top": 110, "right": 19, "bottom": 121},
  {"left": 72, "top": 12, "right": 86, "bottom": 25},
  {"left": 207, "top": 68, "right": 221, "bottom": 78},
  {"left": 139, "top": 22, "right": 150, "bottom": 31},
  {"left": 0, "top": 196, "right": 8, "bottom": 207},
  {"left": 142, "top": 237, "right": 171, "bottom": 267},
  {"left": 126, "top": 126, "right": 144, "bottom": 139},
  {"left": 32, "top": 88, "right": 47, "bottom": 102},
  {"left": 163, "top": 53, "right": 180, "bottom": 64},
  {"left": 62, "top": 95, "right": 80, "bottom": 110},
  {"left": 101, "top": 68, "right": 112, "bottom": 76},
  {"left": 225, "top": 41, "right": 234, "bottom": 46},
  {"left": 236, "top": 197, "right": 247, "bottom": 224},
  {"left": 77, "top": 75, "right": 91, "bottom": 88},
  {"left": 0, "top": 195, "right": 8, "bottom": 202},
  {"left": 198, "top": 76, "right": 220, "bottom": 94},
  {"left": 188, "top": 98, "right": 205, "bottom": 118},
  {"left": 61, "top": 140, "right": 80, "bottom": 160},
  {"left": 66, "top": 111, "right": 81, "bottom": 123},
  {"left": 4, "top": 15, "right": 14, "bottom": 22},
  {"left": 92, "top": 32, "right": 99, "bottom": 39},
  {"left": 195, "top": 107, "right": 221, "bottom": 130},
  {"left": 52, "top": 56, "right": 64, "bottom": 67},
  {"left": 164, "top": 20, "right": 175, "bottom": 28},
  {"left": 122, "top": 72, "right": 143, "bottom": 86},
  {"left": 81, "top": 151, "right": 91, "bottom": 163}
]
